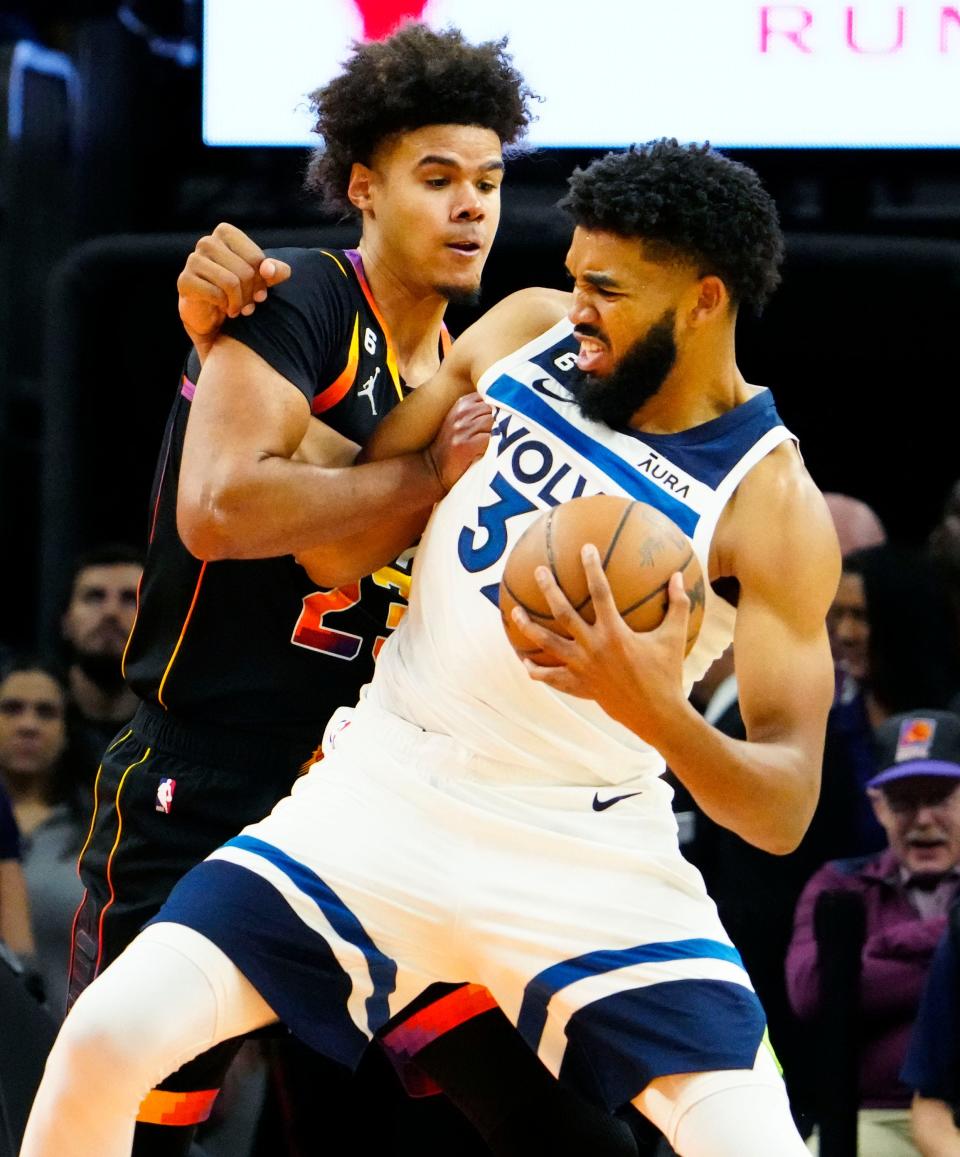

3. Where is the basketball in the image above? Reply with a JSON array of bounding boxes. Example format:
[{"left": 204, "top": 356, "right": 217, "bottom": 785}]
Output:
[{"left": 499, "top": 495, "right": 704, "bottom": 665}]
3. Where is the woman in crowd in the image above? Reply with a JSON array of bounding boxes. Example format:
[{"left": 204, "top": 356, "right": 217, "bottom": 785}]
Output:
[{"left": 0, "top": 657, "right": 85, "bottom": 1014}]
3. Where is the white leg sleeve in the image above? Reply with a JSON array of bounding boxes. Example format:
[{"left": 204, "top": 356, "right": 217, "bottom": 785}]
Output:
[
  {"left": 20, "top": 922, "right": 276, "bottom": 1157},
  {"left": 634, "top": 1045, "right": 809, "bottom": 1157}
]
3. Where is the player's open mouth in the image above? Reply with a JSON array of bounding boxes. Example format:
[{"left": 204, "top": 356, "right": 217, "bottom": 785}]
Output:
[
  {"left": 574, "top": 334, "right": 608, "bottom": 373},
  {"left": 448, "top": 242, "right": 481, "bottom": 255}
]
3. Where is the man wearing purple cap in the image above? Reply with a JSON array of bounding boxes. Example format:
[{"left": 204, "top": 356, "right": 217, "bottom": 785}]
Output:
[{"left": 786, "top": 709, "right": 960, "bottom": 1156}]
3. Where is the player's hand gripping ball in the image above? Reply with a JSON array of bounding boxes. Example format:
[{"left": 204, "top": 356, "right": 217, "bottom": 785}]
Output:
[{"left": 499, "top": 495, "right": 705, "bottom": 666}]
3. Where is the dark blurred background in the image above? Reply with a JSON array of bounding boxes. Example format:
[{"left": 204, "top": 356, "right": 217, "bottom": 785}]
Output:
[{"left": 2, "top": 0, "right": 959, "bottom": 655}]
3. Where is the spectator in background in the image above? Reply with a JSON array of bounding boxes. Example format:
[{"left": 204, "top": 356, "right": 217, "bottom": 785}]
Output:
[
  {"left": 929, "top": 478, "right": 960, "bottom": 657},
  {"left": 787, "top": 709, "right": 960, "bottom": 1157},
  {"left": 0, "top": 657, "right": 84, "bottom": 1013},
  {"left": 823, "top": 491, "right": 887, "bottom": 557},
  {"left": 0, "top": 659, "right": 68, "bottom": 836},
  {"left": 0, "top": 776, "right": 33, "bottom": 960},
  {"left": 901, "top": 902, "right": 960, "bottom": 1156},
  {"left": 60, "top": 544, "right": 143, "bottom": 770},
  {"left": 829, "top": 544, "right": 960, "bottom": 853},
  {"left": 837, "top": 545, "right": 960, "bottom": 724}
]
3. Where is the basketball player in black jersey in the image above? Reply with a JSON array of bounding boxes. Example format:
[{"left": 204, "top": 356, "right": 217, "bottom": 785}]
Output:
[{"left": 64, "top": 23, "right": 641, "bottom": 1157}]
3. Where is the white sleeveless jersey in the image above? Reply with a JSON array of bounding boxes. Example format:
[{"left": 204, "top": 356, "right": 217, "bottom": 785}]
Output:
[{"left": 369, "top": 318, "right": 796, "bottom": 788}]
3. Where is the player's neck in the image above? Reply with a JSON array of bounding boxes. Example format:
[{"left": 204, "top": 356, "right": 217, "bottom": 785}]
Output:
[
  {"left": 630, "top": 330, "right": 752, "bottom": 434},
  {"left": 356, "top": 241, "right": 448, "bottom": 388}
]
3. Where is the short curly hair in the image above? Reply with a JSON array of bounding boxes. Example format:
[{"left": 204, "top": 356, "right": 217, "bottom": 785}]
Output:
[
  {"left": 559, "top": 140, "right": 784, "bottom": 313},
  {"left": 305, "top": 24, "right": 534, "bottom": 213}
]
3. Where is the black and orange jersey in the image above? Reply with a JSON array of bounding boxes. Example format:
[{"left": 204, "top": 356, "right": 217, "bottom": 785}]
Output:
[{"left": 122, "top": 248, "right": 432, "bottom": 751}]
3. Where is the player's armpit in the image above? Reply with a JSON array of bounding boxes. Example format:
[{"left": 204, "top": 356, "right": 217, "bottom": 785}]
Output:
[{"left": 291, "top": 417, "right": 360, "bottom": 469}]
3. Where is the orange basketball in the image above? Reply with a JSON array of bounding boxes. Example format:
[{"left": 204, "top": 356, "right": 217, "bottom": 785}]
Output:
[{"left": 499, "top": 495, "right": 704, "bottom": 665}]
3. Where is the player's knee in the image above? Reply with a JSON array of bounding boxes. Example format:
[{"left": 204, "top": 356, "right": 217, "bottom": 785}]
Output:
[
  {"left": 56, "top": 981, "right": 145, "bottom": 1083},
  {"left": 635, "top": 1058, "right": 805, "bottom": 1157}
]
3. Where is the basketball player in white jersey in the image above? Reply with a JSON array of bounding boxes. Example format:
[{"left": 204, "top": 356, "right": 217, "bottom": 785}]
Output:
[{"left": 22, "top": 141, "right": 839, "bottom": 1157}]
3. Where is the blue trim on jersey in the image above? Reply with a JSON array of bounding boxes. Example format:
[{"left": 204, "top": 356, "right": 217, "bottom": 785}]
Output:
[
  {"left": 225, "top": 834, "right": 396, "bottom": 1032},
  {"left": 558, "top": 978, "right": 767, "bottom": 1110},
  {"left": 516, "top": 937, "right": 746, "bottom": 1047},
  {"left": 621, "top": 390, "right": 785, "bottom": 489},
  {"left": 153, "top": 857, "right": 388, "bottom": 1069},
  {"left": 486, "top": 374, "right": 699, "bottom": 536}
]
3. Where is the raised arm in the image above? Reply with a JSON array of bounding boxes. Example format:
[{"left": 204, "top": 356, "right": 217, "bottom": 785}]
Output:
[
  {"left": 361, "top": 287, "right": 571, "bottom": 466},
  {"left": 289, "top": 289, "right": 569, "bottom": 584},
  {"left": 291, "top": 310, "right": 511, "bottom": 584},
  {"left": 174, "top": 226, "right": 442, "bottom": 565},
  {"left": 293, "top": 390, "right": 493, "bottom": 586},
  {"left": 177, "top": 335, "right": 446, "bottom": 561}
]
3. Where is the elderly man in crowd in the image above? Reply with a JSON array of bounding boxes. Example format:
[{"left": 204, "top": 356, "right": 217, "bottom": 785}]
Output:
[{"left": 787, "top": 709, "right": 960, "bottom": 1156}]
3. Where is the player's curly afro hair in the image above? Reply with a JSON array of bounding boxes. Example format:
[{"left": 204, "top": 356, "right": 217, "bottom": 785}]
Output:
[
  {"left": 559, "top": 140, "right": 784, "bottom": 313},
  {"left": 305, "top": 24, "right": 535, "bottom": 213}
]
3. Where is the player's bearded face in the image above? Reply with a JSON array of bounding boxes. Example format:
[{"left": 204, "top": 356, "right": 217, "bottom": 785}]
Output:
[{"left": 572, "top": 308, "right": 677, "bottom": 428}]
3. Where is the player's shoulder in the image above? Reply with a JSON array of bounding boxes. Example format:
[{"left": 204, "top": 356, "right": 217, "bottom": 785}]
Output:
[
  {"left": 254, "top": 247, "right": 357, "bottom": 327},
  {"left": 736, "top": 437, "right": 819, "bottom": 513},
  {"left": 723, "top": 440, "right": 840, "bottom": 605},
  {"left": 455, "top": 287, "right": 572, "bottom": 376},
  {"left": 264, "top": 245, "right": 349, "bottom": 272},
  {"left": 482, "top": 286, "right": 571, "bottom": 331}
]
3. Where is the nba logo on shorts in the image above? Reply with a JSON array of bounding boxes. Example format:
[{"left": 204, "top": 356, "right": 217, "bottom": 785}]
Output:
[
  {"left": 328, "top": 719, "right": 351, "bottom": 750},
  {"left": 155, "top": 778, "right": 177, "bottom": 814}
]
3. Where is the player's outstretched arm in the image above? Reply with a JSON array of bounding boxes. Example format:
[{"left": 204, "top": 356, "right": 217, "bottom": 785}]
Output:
[
  {"left": 294, "top": 392, "right": 494, "bottom": 586},
  {"left": 177, "top": 223, "right": 292, "bottom": 363},
  {"left": 289, "top": 290, "right": 568, "bottom": 583},
  {"left": 361, "top": 287, "right": 570, "bottom": 466}
]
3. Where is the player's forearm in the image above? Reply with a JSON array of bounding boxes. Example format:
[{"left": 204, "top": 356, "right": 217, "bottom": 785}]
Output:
[
  {"left": 360, "top": 372, "right": 471, "bottom": 465},
  {"left": 295, "top": 509, "right": 430, "bottom": 587},
  {"left": 912, "top": 1097, "right": 960, "bottom": 1157},
  {"left": 646, "top": 703, "right": 821, "bottom": 854},
  {"left": 178, "top": 451, "right": 443, "bottom": 561}
]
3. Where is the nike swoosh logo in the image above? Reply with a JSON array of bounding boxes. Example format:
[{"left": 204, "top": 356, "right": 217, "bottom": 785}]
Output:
[{"left": 592, "top": 791, "right": 643, "bottom": 812}]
